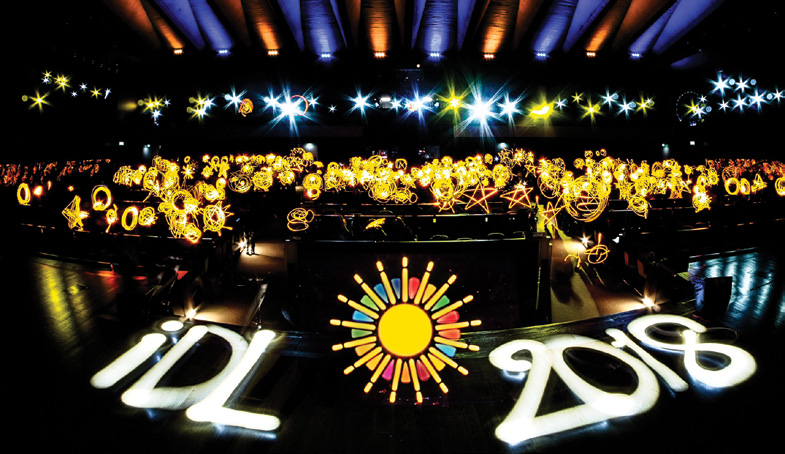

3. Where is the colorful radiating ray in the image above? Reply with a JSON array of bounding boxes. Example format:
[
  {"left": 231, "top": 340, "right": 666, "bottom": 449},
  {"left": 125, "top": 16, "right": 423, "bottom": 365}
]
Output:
[{"left": 331, "top": 258, "right": 481, "bottom": 404}]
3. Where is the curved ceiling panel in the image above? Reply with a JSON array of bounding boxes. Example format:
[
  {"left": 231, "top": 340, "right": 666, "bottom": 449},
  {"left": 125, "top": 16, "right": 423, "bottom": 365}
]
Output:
[
  {"left": 95, "top": 0, "right": 734, "bottom": 63},
  {"left": 562, "top": 0, "right": 610, "bottom": 52},
  {"left": 243, "top": 0, "right": 286, "bottom": 51},
  {"left": 361, "top": 0, "right": 398, "bottom": 52},
  {"left": 531, "top": 0, "right": 579, "bottom": 55},
  {"left": 584, "top": 0, "right": 632, "bottom": 53},
  {"left": 303, "top": 0, "right": 346, "bottom": 55},
  {"left": 652, "top": 0, "right": 725, "bottom": 54},
  {"left": 153, "top": 0, "right": 207, "bottom": 49},
  {"left": 610, "top": 0, "right": 673, "bottom": 51},
  {"left": 416, "top": 0, "right": 458, "bottom": 55},
  {"left": 475, "top": 0, "right": 519, "bottom": 54},
  {"left": 190, "top": 0, "right": 235, "bottom": 51},
  {"left": 212, "top": 0, "right": 253, "bottom": 47},
  {"left": 628, "top": 0, "right": 677, "bottom": 55}
]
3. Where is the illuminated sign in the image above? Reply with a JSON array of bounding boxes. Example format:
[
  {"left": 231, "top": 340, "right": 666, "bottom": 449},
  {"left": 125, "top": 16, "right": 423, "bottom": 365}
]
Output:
[
  {"left": 490, "top": 314, "right": 756, "bottom": 446},
  {"left": 91, "top": 320, "right": 280, "bottom": 432},
  {"left": 331, "top": 258, "right": 482, "bottom": 403},
  {"left": 92, "top": 312, "right": 756, "bottom": 446}
]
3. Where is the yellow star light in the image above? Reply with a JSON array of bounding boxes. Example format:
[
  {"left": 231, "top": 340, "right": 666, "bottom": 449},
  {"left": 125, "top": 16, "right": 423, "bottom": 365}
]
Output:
[
  {"left": 62, "top": 196, "right": 89, "bottom": 230},
  {"left": 500, "top": 184, "right": 534, "bottom": 209},
  {"left": 463, "top": 184, "right": 498, "bottom": 213}
]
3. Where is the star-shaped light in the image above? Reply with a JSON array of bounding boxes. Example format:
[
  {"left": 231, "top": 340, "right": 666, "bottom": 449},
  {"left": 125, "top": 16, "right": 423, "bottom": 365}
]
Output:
[
  {"left": 748, "top": 90, "right": 766, "bottom": 109},
  {"left": 26, "top": 90, "right": 50, "bottom": 111},
  {"left": 735, "top": 77, "right": 749, "bottom": 92},
  {"left": 463, "top": 185, "right": 498, "bottom": 213},
  {"left": 540, "top": 199, "right": 563, "bottom": 230},
  {"left": 500, "top": 184, "right": 534, "bottom": 209},
  {"left": 732, "top": 95, "right": 746, "bottom": 111},
  {"left": 710, "top": 74, "right": 729, "bottom": 95}
]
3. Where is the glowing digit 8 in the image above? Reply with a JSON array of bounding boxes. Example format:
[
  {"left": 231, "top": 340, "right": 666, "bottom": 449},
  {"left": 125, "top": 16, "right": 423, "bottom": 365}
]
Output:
[{"left": 627, "top": 314, "right": 756, "bottom": 388}]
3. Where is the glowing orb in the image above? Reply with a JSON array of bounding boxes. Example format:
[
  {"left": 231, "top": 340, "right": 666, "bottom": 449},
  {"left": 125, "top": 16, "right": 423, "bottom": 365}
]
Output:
[
  {"left": 332, "top": 258, "right": 481, "bottom": 403},
  {"left": 378, "top": 304, "right": 432, "bottom": 357}
]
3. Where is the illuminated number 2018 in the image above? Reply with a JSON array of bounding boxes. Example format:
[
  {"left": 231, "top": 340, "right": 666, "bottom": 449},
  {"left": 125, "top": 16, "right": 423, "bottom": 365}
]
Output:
[{"left": 490, "top": 314, "right": 757, "bottom": 446}]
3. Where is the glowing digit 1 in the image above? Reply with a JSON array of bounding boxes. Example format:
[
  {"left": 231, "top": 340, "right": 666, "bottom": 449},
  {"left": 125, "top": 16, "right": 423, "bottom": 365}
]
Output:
[{"left": 606, "top": 328, "right": 689, "bottom": 392}]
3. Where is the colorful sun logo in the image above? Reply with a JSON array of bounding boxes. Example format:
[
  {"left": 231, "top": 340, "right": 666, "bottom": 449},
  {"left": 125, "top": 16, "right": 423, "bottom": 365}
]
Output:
[{"left": 331, "top": 258, "right": 481, "bottom": 403}]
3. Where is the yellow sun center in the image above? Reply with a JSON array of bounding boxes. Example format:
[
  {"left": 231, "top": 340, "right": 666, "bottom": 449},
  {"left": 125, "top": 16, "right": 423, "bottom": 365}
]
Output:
[{"left": 378, "top": 304, "right": 432, "bottom": 358}]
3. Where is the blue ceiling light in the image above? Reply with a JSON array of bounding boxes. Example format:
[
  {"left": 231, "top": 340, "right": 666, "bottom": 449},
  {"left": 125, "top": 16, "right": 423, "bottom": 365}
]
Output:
[
  {"left": 416, "top": 0, "right": 457, "bottom": 57},
  {"left": 189, "top": 0, "right": 234, "bottom": 53},
  {"left": 531, "top": 0, "right": 578, "bottom": 57},
  {"left": 302, "top": 0, "right": 345, "bottom": 57}
]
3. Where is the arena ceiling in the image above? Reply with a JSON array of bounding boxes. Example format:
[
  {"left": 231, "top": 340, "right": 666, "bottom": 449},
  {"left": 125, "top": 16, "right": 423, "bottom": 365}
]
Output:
[{"left": 22, "top": 0, "right": 782, "bottom": 74}]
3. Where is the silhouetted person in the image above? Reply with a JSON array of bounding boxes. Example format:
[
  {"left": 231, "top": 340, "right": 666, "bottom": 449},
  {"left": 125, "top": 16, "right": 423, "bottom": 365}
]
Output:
[{"left": 246, "top": 230, "right": 255, "bottom": 255}]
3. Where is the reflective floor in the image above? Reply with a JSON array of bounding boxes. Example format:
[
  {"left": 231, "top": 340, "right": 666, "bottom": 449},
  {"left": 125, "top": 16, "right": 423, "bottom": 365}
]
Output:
[{"left": 7, "top": 244, "right": 784, "bottom": 453}]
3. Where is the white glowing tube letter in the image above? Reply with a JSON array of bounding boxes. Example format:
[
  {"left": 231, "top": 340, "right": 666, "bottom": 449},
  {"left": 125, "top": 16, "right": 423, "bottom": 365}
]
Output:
[
  {"left": 490, "top": 335, "right": 660, "bottom": 446},
  {"left": 186, "top": 329, "right": 280, "bottom": 431},
  {"left": 121, "top": 325, "right": 248, "bottom": 410},
  {"left": 627, "top": 314, "right": 756, "bottom": 389},
  {"left": 90, "top": 333, "right": 167, "bottom": 389}
]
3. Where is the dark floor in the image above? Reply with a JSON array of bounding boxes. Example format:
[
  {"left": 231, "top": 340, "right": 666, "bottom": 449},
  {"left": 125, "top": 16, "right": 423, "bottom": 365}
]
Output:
[{"left": 7, "top": 241, "right": 784, "bottom": 453}]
